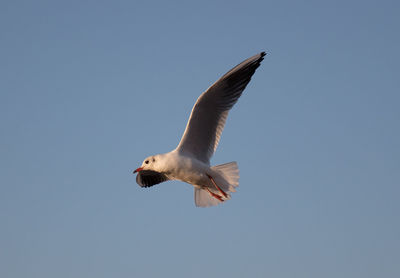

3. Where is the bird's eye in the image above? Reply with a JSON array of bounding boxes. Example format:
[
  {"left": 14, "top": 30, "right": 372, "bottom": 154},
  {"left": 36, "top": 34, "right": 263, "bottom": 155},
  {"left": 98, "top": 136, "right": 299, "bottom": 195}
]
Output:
[
  {"left": 152, "top": 158, "right": 155, "bottom": 162},
  {"left": 145, "top": 160, "right": 149, "bottom": 164}
]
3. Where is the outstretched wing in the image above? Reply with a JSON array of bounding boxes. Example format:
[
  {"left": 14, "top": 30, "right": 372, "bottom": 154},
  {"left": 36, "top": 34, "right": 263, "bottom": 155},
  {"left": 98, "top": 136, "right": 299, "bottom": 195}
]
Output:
[
  {"left": 176, "top": 52, "right": 266, "bottom": 163},
  {"left": 136, "top": 170, "right": 169, "bottom": 188}
]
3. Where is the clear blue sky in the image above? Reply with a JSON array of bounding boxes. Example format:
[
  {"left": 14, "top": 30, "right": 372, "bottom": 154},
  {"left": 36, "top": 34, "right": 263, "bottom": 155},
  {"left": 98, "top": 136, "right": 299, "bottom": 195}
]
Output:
[{"left": 1, "top": 0, "right": 399, "bottom": 277}]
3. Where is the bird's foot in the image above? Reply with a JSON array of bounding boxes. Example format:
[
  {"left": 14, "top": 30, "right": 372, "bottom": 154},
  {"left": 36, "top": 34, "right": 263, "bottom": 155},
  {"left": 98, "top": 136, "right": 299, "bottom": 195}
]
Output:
[
  {"left": 205, "top": 187, "right": 224, "bottom": 202},
  {"left": 207, "top": 174, "right": 228, "bottom": 198}
]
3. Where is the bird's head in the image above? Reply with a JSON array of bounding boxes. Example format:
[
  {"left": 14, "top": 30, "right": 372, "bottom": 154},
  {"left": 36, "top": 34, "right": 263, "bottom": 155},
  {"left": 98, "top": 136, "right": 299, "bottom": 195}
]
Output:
[{"left": 133, "top": 155, "right": 159, "bottom": 174}]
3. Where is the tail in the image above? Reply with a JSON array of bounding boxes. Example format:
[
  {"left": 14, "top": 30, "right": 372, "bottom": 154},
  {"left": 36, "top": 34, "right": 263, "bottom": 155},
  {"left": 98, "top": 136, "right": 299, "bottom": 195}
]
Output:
[{"left": 194, "top": 162, "right": 239, "bottom": 207}]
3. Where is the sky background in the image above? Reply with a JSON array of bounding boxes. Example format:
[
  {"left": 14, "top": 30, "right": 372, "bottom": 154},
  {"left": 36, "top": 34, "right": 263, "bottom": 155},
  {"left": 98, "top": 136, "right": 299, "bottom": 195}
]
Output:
[{"left": 1, "top": 0, "right": 399, "bottom": 277}]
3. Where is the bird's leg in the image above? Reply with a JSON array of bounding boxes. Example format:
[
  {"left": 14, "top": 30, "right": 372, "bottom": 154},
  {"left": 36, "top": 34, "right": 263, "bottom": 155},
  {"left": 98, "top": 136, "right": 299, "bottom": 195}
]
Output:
[
  {"left": 207, "top": 174, "right": 228, "bottom": 198},
  {"left": 205, "top": 187, "right": 224, "bottom": 202}
]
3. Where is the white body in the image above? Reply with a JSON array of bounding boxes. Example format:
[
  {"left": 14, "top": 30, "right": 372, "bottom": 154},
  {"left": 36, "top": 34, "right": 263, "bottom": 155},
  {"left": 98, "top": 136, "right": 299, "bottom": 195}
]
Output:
[{"left": 150, "top": 150, "right": 227, "bottom": 189}]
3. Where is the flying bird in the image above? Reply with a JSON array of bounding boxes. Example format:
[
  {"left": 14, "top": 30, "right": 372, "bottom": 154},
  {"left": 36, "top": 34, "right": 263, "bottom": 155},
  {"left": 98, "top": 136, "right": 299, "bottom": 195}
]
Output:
[{"left": 133, "top": 52, "right": 266, "bottom": 207}]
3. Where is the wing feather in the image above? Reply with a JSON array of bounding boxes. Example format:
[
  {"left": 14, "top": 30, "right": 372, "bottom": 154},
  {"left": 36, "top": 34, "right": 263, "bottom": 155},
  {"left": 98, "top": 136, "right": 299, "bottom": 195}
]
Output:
[
  {"left": 136, "top": 170, "right": 169, "bottom": 188},
  {"left": 176, "top": 52, "right": 266, "bottom": 163}
]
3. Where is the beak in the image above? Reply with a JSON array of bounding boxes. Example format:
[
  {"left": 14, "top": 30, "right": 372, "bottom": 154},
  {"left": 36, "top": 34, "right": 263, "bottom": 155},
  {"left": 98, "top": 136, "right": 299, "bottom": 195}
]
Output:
[{"left": 133, "top": 167, "right": 143, "bottom": 174}]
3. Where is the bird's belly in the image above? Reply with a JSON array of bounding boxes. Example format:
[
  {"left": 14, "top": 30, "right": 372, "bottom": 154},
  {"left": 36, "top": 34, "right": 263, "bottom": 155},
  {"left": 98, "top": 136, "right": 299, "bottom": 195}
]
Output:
[
  {"left": 167, "top": 157, "right": 210, "bottom": 187},
  {"left": 176, "top": 169, "right": 208, "bottom": 186}
]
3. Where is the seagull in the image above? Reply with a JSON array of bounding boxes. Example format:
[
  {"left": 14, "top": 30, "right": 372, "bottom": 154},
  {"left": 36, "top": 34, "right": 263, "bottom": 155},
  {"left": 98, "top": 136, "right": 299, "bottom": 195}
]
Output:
[{"left": 133, "top": 52, "right": 266, "bottom": 207}]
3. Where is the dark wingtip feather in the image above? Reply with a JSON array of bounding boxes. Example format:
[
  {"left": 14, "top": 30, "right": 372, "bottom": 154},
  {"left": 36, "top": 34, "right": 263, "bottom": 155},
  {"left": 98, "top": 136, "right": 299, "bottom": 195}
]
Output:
[
  {"left": 257, "top": 52, "right": 267, "bottom": 64},
  {"left": 258, "top": 51, "right": 266, "bottom": 63},
  {"left": 136, "top": 170, "right": 169, "bottom": 188}
]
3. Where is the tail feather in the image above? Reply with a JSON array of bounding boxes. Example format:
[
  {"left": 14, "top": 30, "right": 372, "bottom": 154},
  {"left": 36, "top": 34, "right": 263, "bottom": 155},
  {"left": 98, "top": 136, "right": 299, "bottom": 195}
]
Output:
[
  {"left": 194, "top": 162, "right": 239, "bottom": 207},
  {"left": 194, "top": 188, "right": 222, "bottom": 207},
  {"left": 212, "top": 161, "right": 239, "bottom": 192}
]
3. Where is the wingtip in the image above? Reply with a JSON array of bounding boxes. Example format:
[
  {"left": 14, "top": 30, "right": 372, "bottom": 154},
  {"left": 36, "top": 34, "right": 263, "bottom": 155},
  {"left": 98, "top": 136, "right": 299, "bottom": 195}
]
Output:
[
  {"left": 254, "top": 51, "right": 266, "bottom": 65},
  {"left": 259, "top": 51, "right": 267, "bottom": 60}
]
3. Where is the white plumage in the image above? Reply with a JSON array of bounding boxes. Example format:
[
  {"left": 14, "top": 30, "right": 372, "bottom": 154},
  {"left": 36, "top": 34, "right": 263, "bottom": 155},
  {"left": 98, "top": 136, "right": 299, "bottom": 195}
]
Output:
[{"left": 133, "top": 52, "right": 266, "bottom": 207}]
